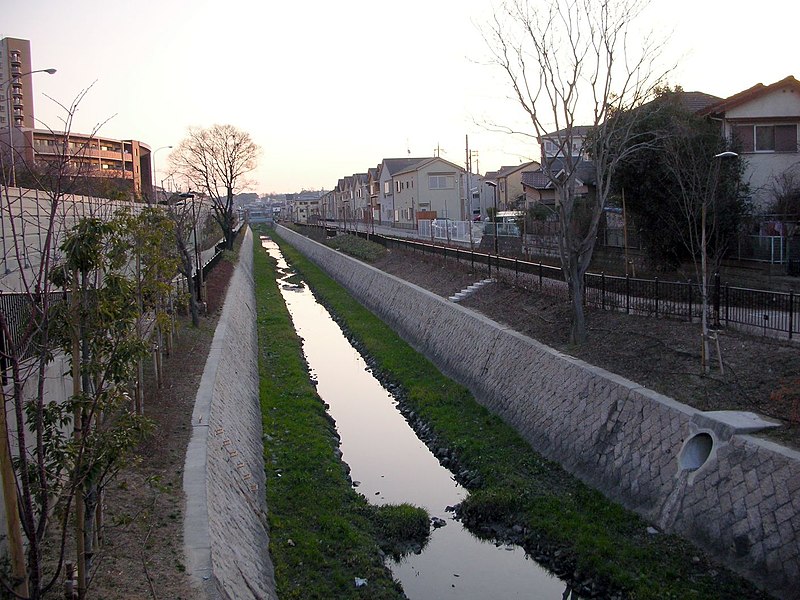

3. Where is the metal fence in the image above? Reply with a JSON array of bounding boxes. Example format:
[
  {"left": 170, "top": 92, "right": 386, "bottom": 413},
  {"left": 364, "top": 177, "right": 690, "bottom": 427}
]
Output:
[
  {"left": 364, "top": 232, "right": 799, "bottom": 340},
  {"left": 0, "top": 291, "right": 67, "bottom": 382},
  {"left": 733, "top": 235, "right": 800, "bottom": 265}
]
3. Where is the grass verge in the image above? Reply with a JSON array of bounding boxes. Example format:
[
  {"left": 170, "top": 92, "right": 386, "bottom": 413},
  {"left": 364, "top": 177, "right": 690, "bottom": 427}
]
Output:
[
  {"left": 253, "top": 232, "right": 426, "bottom": 600},
  {"left": 268, "top": 227, "right": 768, "bottom": 600}
]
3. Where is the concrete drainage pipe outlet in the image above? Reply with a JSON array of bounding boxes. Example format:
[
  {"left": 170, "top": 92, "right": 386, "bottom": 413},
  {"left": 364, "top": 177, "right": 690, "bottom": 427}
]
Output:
[{"left": 678, "top": 432, "right": 714, "bottom": 471}]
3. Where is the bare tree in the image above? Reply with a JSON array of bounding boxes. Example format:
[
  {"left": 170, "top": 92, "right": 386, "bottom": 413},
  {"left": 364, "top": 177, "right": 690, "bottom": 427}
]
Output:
[
  {"left": 485, "top": 0, "right": 668, "bottom": 343},
  {"left": 0, "top": 90, "right": 154, "bottom": 599},
  {"left": 169, "top": 124, "right": 260, "bottom": 250},
  {"left": 151, "top": 191, "right": 203, "bottom": 327},
  {"left": 661, "top": 128, "right": 742, "bottom": 373}
]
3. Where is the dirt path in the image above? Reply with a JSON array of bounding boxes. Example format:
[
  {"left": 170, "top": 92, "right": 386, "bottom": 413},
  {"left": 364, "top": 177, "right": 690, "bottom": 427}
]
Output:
[{"left": 89, "top": 260, "right": 234, "bottom": 599}]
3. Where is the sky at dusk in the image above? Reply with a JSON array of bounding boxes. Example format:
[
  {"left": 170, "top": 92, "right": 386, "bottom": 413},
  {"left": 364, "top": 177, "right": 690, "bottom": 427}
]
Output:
[{"left": 3, "top": 0, "right": 796, "bottom": 195}]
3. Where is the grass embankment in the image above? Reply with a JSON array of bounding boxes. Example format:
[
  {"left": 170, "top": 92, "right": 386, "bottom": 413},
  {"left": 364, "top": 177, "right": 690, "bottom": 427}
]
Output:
[
  {"left": 252, "top": 233, "right": 427, "bottom": 600},
  {"left": 268, "top": 230, "right": 767, "bottom": 600}
]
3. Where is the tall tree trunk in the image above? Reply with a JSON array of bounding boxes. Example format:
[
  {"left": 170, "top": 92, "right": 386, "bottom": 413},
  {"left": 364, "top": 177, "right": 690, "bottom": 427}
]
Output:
[
  {"left": 567, "top": 260, "right": 587, "bottom": 345},
  {"left": 71, "top": 267, "right": 86, "bottom": 599},
  {"left": 0, "top": 388, "right": 28, "bottom": 596}
]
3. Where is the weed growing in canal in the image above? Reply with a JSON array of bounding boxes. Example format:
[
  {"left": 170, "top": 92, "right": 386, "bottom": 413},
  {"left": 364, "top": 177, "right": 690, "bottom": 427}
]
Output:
[
  {"left": 325, "top": 234, "right": 387, "bottom": 262},
  {"left": 364, "top": 504, "right": 431, "bottom": 561},
  {"left": 253, "top": 234, "right": 415, "bottom": 599},
  {"left": 269, "top": 228, "right": 769, "bottom": 600}
]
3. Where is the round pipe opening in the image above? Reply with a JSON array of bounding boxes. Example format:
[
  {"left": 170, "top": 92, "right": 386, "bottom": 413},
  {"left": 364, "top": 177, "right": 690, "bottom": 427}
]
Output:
[{"left": 679, "top": 432, "right": 714, "bottom": 471}]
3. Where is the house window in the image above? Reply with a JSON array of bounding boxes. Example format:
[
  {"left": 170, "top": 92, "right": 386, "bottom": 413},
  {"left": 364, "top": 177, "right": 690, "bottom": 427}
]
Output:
[
  {"left": 733, "top": 124, "right": 797, "bottom": 153},
  {"left": 395, "top": 180, "right": 402, "bottom": 193},
  {"left": 384, "top": 181, "right": 391, "bottom": 195},
  {"left": 429, "top": 174, "right": 455, "bottom": 189}
]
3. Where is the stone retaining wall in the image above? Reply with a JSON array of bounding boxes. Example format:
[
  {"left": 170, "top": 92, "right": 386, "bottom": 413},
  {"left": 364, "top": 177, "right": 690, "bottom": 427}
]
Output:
[
  {"left": 278, "top": 225, "right": 800, "bottom": 599},
  {"left": 183, "top": 228, "right": 277, "bottom": 600}
]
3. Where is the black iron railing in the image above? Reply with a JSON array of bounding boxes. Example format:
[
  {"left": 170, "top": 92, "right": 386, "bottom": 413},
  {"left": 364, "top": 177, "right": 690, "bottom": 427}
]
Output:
[{"left": 345, "top": 229, "right": 799, "bottom": 340}]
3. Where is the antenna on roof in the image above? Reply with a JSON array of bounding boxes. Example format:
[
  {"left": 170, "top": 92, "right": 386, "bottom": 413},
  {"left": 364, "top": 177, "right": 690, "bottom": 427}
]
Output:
[{"left": 406, "top": 138, "right": 410, "bottom": 155}]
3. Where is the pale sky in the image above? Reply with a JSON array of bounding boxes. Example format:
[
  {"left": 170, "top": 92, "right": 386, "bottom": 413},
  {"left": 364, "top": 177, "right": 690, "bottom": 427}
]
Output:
[{"left": 4, "top": 0, "right": 796, "bottom": 195}]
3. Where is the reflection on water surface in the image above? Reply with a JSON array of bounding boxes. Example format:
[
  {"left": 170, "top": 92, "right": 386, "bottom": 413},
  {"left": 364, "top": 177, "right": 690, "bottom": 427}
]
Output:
[{"left": 262, "top": 236, "right": 578, "bottom": 599}]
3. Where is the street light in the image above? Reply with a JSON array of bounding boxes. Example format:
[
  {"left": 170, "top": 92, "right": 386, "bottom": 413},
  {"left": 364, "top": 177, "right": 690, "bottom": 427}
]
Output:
[
  {"left": 151, "top": 145, "right": 172, "bottom": 201},
  {"left": 699, "top": 150, "right": 738, "bottom": 372},
  {"left": 179, "top": 192, "right": 203, "bottom": 303},
  {"left": 2, "top": 68, "right": 57, "bottom": 187}
]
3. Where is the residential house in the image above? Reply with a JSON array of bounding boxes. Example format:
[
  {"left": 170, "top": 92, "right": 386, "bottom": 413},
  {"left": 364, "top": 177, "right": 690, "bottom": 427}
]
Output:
[
  {"left": 351, "top": 172, "right": 370, "bottom": 225},
  {"left": 290, "top": 190, "right": 326, "bottom": 223},
  {"left": 366, "top": 166, "right": 380, "bottom": 224},
  {"left": 521, "top": 160, "right": 596, "bottom": 208},
  {"left": 380, "top": 157, "right": 467, "bottom": 227},
  {"left": 377, "top": 157, "right": 431, "bottom": 225},
  {"left": 484, "top": 160, "right": 541, "bottom": 211},
  {"left": 520, "top": 126, "right": 595, "bottom": 209},
  {"left": 334, "top": 176, "right": 354, "bottom": 221},
  {"left": 320, "top": 190, "right": 335, "bottom": 221},
  {"left": 699, "top": 75, "right": 800, "bottom": 211}
]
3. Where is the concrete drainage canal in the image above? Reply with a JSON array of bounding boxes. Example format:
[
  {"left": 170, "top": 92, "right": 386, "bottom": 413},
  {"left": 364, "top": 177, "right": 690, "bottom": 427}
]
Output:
[{"left": 262, "top": 237, "right": 583, "bottom": 599}]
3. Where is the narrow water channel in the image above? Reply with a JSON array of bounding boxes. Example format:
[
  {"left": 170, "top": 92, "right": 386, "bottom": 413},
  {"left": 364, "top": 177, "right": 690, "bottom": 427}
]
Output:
[{"left": 262, "top": 237, "right": 577, "bottom": 599}]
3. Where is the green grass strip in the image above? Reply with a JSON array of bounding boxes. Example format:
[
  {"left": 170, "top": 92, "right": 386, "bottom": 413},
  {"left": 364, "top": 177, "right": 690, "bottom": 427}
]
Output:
[
  {"left": 268, "top": 228, "right": 767, "bottom": 600},
  {"left": 253, "top": 233, "right": 416, "bottom": 600}
]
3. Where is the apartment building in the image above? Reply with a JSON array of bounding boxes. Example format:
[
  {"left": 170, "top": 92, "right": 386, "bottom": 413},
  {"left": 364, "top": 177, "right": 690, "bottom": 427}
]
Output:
[
  {"left": 1, "top": 37, "right": 152, "bottom": 196},
  {"left": 0, "top": 37, "right": 36, "bottom": 130}
]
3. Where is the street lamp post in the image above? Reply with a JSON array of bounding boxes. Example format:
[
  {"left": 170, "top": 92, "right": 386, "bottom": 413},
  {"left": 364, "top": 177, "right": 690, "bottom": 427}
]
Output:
[
  {"left": 191, "top": 195, "right": 204, "bottom": 302},
  {"left": 700, "top": 150, "right": 738, "bottom": 373},
  {"left": 150, "top": 145, "right": 172, "bottom": 202},
  {"left": 2, "top": 68, "right": 56, "bottom": 187},
  {"left": 180, "top": 192, "right": 202, "bottom": 303}
]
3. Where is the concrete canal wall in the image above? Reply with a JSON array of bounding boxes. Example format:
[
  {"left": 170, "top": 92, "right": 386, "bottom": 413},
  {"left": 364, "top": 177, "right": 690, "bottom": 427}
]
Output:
[
  {"left": 277, "top": 225, "right": 800, "bottom": 599},
  {"left": 183, "top": 228, "right": 277, "bottom": 600}
]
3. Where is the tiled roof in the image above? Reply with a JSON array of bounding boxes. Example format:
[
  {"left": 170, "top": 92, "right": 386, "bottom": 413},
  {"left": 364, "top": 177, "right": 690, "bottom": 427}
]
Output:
[
  {"left": 698, "top": 75, "right": 800, "bottom": 116},
  {"left": 539, "top": 125, "right": 593, "bottom": 140},
  {"left": 521, "top": 159, "right": 596, "bottom": 189},
  {"left": 381, "top": 157, "right": 431, "bottom": 176},
  {"left": 677, "top": 91, "right": 722, "bottom": 113},
  {"left": 493, "top": 161, "right": 540, "bottom": 178},
  {"left": 521, "top": 170, "right": 552, "bottom": 189}
]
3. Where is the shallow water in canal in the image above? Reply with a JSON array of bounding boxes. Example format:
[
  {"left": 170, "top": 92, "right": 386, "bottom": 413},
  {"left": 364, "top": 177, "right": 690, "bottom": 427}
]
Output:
[{"left": 263, "top": 237, "right": 576, "bottom": 599}]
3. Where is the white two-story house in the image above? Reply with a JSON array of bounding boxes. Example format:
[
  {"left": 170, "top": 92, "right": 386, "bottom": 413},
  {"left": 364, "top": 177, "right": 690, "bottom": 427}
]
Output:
[
  {"left": 377, "top": 157, "right": 466, "bottom": 227},
  {"left": 700, "top": 75, "right": 800, "bottom": 211}
]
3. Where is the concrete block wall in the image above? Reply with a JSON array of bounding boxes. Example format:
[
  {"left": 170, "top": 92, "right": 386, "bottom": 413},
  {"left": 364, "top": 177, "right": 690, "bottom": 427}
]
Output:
[
  {"left": 278, "top": 225, "right": 800, "bottom": 599},
  {"left": 184, "top": 228, "right": 277, "bottom": 600}
]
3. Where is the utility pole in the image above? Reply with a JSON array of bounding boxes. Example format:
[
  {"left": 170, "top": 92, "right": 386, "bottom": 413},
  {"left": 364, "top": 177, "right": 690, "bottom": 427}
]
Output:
[{"left": 465, "top": 135, "right": 471, "bottom": 222}]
